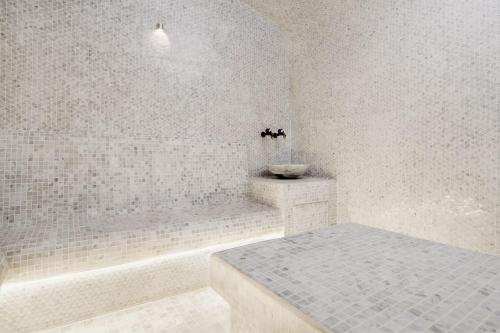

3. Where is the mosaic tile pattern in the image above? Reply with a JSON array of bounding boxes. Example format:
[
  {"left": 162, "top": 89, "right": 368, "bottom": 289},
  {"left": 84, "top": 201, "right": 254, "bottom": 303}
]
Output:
[
  {"left": 0, "top": 131, "right": 250, "bottom": 227},
  {"left": 216, "top": 223, "right": 500, "bottom": 333},
  {"left": 0, "top": 0, "right": 290, "bottom": 168},
  {"left": 243, "top": 0, "right": 500, "bottom": 254},
  {"left": 0, "top": 200, "right": 282, "bottom": 281},
  {"left": 249, "top": 177, "right": 333, "bottom": 235},
  {"left": 0, "top": 254, "right": 8, "bottom": 290},
  {"left": 212, "top": 256, "right": 322, "bottom": 333},
  {"left": 38, "top": 288, "right": 230, "bottom": 333},
  {"left": 0, "top": 0, "right": 291, "bottom": 230},
  {"left": 0, "top": 233, "right": 281, "bottom": 332},
  {"left": 0, "top": 251, "right": 208, "bottom": 332}
]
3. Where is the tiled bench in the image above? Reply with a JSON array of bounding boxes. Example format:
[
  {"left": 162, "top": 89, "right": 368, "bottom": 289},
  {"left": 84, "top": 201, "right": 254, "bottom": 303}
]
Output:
[
  {"left": 212, "top": 223, "right": 500, "bottom": 333},
  {"left": 0, "top": 201, "right": 283, "bottom": 332},
  {"left": 0, "top": 201, "right": 282, "bottom": 282}
]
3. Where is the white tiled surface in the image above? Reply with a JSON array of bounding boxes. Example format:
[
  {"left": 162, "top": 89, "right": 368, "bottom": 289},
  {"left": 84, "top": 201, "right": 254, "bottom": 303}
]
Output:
[
  {"left": 0, "top": 201, "right": 282, "bottom": 281},
  {"left": 38, "top": 288, "right": 230, "bottom": 333},
  {"left": 216, "top": 223, "right": 500, "bottom": 333},
  {"left": 249, "top": 177, "right": 332, "bottom": 206},
  {"left": 0, "top": 0, "right": 290, "bottom": 174},
  {"left": 0, "top": 251, "right": 208, "bottom": 332},
  {"left": 249, "top": 177, "right": 333, "bottom": 235},
  {"left": 0, "top": 132, "right": 250, "bottom": 226},
  {"left": 211, "top": 256, "right": 322, "bottom": 333},
  {"left": 0, "top": 232, "right": 282, "bottom": 332},
  {"left": 0, "top": 0, "right": 291, "bottom": 231},
  {"left": 243, "top": 0, "right": 500, "bottom": 255},
  {"left": 0, "top": 254, "right": 8, "bottom": 289}
]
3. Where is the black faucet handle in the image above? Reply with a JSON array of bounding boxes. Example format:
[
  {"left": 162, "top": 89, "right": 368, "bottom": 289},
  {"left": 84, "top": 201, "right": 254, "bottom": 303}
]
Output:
[
  {"left": 261, "top": 128, "right": 286, "bottom": 138},
  {"left": 261, "top": 128, "right": 272, "bottom": 137}
]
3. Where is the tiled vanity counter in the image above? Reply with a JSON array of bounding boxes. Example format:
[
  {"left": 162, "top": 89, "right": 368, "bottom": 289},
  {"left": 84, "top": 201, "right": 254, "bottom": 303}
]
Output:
[{"left": 249, "top": 177, "right": 333, "bottom": 236}]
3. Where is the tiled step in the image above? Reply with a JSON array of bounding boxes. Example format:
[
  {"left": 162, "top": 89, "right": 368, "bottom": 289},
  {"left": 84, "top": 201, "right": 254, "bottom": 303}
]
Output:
[
  {"left": 1, "top": 201, "right": 283, "bottom": 282},
  {"left": 0, "top": 232, "right": 282, "bottom": 332},
  {"left": 0, "top": 200, "right": 284, "bottom": 332},
  {"left": 38, "top": 288, "right": 230, "bottom": 333}
]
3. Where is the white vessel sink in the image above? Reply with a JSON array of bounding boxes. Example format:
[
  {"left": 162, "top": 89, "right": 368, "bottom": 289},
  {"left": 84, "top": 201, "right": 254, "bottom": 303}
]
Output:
[{"left": 268, "top": 164, "right": 309, "bottom": 179}]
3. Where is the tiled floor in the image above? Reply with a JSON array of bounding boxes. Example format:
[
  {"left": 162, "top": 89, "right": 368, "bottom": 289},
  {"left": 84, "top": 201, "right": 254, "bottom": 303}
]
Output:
[
  {"left": 38, "top": 288, "right": 230, "bottom": 333},
  {"left": 216, "top": 223, "right": 500, "bottom": 333}
]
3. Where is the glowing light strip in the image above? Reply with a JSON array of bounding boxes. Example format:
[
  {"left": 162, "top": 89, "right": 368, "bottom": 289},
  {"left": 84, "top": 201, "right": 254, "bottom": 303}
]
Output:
[{"left": 2, "top": 231, "right": 284, "bottom": 291}]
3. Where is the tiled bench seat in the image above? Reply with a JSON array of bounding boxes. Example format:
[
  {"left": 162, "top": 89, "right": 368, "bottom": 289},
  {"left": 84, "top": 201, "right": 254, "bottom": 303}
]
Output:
[
  {"left": 212, "top": 223, "right": 500, "bottom": 333},
  {"left": 0, "top": 201, "right": 282, "bottom": 282}
]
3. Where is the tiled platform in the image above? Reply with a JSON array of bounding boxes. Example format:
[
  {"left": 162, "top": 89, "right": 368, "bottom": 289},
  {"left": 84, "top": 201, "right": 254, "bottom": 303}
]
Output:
[
  {"left": 38, "top": 288, "right": 230, "bottom": 333},
  {"left": 214, "top": 223, "right": 500, "bottom": 333},
  {"left": 0, "top": 201, "right": 282, "bottom": 282}
]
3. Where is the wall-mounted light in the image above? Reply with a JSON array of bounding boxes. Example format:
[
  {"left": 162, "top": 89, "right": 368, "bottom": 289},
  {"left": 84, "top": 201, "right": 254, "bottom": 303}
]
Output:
[{"left": 152, "top": 23, "right": 170, "bottom": 49}]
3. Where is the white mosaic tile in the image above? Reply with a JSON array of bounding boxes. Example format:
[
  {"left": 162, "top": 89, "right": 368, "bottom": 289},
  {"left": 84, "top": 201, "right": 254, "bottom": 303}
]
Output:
[
  {"left": 0, "top": 0, "right": 291, "bottom": 239},
  {"left": 0, "top": 0, "right": 290, "bottom": 171},
  {"left": 0, "top": 233, "right": 281, "bottom": 332},
  {"left": 0, "top": 131, "right": 251, "bottom": 227},
  {"left": 211, "top": 256, "right": 322, "bottom": 333},
  {"left": 249, "top": 177, "right": 333, "bottom": 235},
  {"left": 0, "top": 250, "right": 208, "bottom": 332},
  {"left": 0, "top": 200, "right": 282, "bottom": 281},
  {"left": 0, "top": 254, "right": 8, "bottom": 290},
  {"left": 216, "top": 223, "right": 500, "bottom": 333},
  {"left": 38, "top": 288, "right": 230, "bottom": 333},
  {"left": 242, "top": 0, "right": 500, "bottom": 255}
]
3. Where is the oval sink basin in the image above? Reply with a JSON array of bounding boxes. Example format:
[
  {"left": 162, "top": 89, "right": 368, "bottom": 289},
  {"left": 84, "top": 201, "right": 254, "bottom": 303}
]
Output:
[{"left": 268, "top": 164, "right": 309, "bottom": 179}]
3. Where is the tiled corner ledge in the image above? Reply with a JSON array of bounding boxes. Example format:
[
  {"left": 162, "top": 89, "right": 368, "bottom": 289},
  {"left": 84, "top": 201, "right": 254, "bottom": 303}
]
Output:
[{"left": 249, "top": 177, "right": 333, "bottom": 236}]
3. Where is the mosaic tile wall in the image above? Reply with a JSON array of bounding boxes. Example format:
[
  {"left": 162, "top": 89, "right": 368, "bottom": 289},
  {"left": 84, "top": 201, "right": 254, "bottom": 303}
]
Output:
[
  {"left": 0, "top": 253, "right": 7, "bottom": 289},
  {"left": 0, "top": 131, "right": 250, "bottom": 227},
  {"left": 243, "top": 0, "right": 500, "bottom": 254},
  {"left": 0, "top": 0, "right": 290, "bottom": 227}
]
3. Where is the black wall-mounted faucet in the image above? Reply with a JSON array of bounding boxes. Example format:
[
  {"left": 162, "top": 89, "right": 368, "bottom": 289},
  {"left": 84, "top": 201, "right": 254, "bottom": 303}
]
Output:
[
  {"left": 261, "top": 128, "right": 286, "bottom": 139},
  {"left": 261, "top": 128, "right": 273, "bottom": 138}
]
